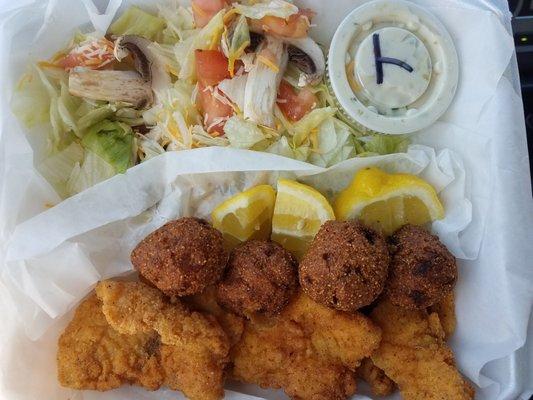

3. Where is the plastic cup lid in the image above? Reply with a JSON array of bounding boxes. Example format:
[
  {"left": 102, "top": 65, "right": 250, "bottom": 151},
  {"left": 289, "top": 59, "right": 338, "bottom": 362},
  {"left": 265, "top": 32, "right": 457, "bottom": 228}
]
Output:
[{"left": 327, "top": 0, "right": 459, "bottom": 134}]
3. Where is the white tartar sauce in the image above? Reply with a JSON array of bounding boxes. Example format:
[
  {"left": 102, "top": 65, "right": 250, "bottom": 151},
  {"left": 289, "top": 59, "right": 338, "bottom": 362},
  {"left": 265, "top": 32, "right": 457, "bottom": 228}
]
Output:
[{"left": 328, "top": 0, "right": 459, "bottom": 134}]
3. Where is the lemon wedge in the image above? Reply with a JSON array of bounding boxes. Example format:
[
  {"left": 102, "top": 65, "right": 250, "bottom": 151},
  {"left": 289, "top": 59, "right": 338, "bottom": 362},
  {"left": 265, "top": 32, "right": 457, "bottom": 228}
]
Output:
[
  {"left": 212, "top": 185, "right": 276, "bottom": 249},
  {"left": 271, "top": 178, "right": 335, "bottom": 258},
  {"left": 334, "top": 167, "right": 444, "bottom": 235}
]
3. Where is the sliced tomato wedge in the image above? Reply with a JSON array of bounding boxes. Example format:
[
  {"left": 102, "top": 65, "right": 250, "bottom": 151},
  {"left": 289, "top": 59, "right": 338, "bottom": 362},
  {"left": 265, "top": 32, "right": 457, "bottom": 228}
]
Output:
[
  {"left": 251, "top": 9, "right": 315, "bottom": 39},
  {"left": 197, "top": 84, "right": 234, "bottom": 135},
  {"left": 195, "top": 50, "right": 231, "bottom": 87},
  {"left": 192, "top": 0, "right": 228, "bottom": 28},
  {"left": 277, "top": 80, "right": 318, "bottom": 122}
]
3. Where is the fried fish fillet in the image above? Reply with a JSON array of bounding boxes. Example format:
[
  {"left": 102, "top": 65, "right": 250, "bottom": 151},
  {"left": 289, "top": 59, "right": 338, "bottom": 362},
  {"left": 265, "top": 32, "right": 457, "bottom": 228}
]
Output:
[
  {"left": 232, "top": 292, "right": 382, "bottom": 400},
  {"left": 184, "top": 285, "right": 245, "bottom": 348},
  {"left": 357, "top": 358, "right": 396, "bottom": 397},
  {"left": 95, "top": 280, "right": 230, "bottom": 400},
  {"left": 370, "top": 300, "right": 474, "bottom": 400},
  {"left": 58, "top": 281, "right": 231, "bottom": 400},
  {"left": 57, "top": 294, "right": 164, "bottom": 391},
  {"left": 429, "top": 292, "right": 456, "bottom": 339}
]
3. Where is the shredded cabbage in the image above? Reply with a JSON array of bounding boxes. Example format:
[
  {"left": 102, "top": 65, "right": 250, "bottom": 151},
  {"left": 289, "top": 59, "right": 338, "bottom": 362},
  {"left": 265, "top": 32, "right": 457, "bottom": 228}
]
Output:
[
  {"left": 224, "top": 116, "right": 266, "bottom": 149},
  {"left": 108, "top": 6, "right": 166, "bottom": 41},
  {"left": 234, "top": 0, "right": 298, "bottom": 19}
]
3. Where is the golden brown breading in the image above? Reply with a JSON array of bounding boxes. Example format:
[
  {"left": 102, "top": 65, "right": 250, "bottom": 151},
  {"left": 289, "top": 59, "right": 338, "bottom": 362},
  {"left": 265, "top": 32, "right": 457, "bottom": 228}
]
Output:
[
  {"left": 57, "top": 281, "right": 231, "bottom": 400},
  {"left": 95, "top": 280, "right": 230, "bottom": 400},
  {"left": 232, "top": 292, "right": 382, "bottom": 400},
  {"left": 429, "top": 292, "right": 456, "bottom": 339},
  {"left": 357, "top": 358, "right": 396, "bottom": 397},
  {"left": 217, "top": 240, "right": 298, "bottom": 317},
  {"left": 57, "top": 294, "right": 164, "bottom": 391},
  {"left": 131, "top": 218, "right": 228, "bottom": 297},
  {"left": 184, "top": 286, "right": 245, "bottom": 348},
  {"left": 299, "top": 221, "right": 390, "bottom": 313},
  {"left": 386, "top": 225, "right": 457, "bottom": 309},
  {"left": 370, "top": 300, "right": 474, "bottom": 400}
]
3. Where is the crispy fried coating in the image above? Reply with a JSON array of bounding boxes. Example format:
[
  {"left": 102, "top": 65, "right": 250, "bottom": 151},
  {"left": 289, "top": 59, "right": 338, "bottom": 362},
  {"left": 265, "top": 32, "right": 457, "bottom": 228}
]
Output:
[
  {"left": 185, "top": 285, "right": 245, "bottom": 348},
  {"left": 232, "top": 292, "right": 382, "bottom": 400},
  {"left": 57, "top": 294, "right": 164, "bottom": 391},
  {"left": 299, "top": 221, "right": 390, "bottom": 313},
  {"left": 386, "top": 225, "right": 457, "bottom": 309},
  {"left": 57, "top": 281, "right": 231, "bottom": 400},
  {"left": 370, "top": 300, "right": 474, "bottom": 400},
  {"left": 95, "top": 280, "right": 230, "bottom": 400},
  {"left": 429, "top": 292, "right": 456, "bottom": 339},
  {"left": 131, "top": 218, "right": 228, "bottom": 297},
  {"left": 357, "top": 358, "right": 396, "bottom": 397},
  {"left": 217, "top": 240, "right": 298, "bottom": 317}
]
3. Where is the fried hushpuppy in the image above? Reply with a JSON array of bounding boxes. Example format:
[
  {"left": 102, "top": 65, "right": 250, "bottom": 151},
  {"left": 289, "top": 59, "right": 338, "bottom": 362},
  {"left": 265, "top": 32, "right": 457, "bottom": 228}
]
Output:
[
  {"left": 217, "top": 240, "right": 298, "bottom": 317},
  {"left": 386, "top": 225, "right": 457, "bottom": 309},
  {"left": 299, "top": 221, "right": 390, "bottom": 313},
  {"left": 132, "top": 218, "right": 228, "bottom": 297}
]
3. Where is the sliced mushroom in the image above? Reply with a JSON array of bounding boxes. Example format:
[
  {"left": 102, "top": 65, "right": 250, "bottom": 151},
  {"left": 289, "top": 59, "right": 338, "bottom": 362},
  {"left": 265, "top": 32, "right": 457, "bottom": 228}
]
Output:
[
  {"left": 67, "top": 35, "right": 171, "bottom": 109},
  {"left": 114, "top": 35, "right": 171, "bottom": 95},
  {"left": 285, "top": 37, "right": 325, "bottom": 85},
  {"left": 244, "top": 36, "right": 288, "bottom": 128},
  {"left": 69, "top": 69, "right": 153, "bottom": 108}
]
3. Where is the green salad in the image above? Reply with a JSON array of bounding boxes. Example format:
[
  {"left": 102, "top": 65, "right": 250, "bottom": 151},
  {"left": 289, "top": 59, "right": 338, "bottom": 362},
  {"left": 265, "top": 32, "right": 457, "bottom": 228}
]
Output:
[{"left": 12, "top": 0, "right": 409, "bottom": 198}]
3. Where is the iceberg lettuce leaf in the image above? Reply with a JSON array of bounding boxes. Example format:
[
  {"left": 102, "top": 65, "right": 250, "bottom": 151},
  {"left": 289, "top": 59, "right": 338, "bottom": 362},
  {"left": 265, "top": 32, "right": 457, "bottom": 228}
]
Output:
[
  {"left": 108, "top": 6, "right": 166, "bottom": 41},
  {"left": 234, "top": 0, "right": 298, "bottom": 19},
  {"left": 359, "top": 134, "right": 410, "bottom": 155},
  {"left": 66, "top": 151, "right": 117, "bottom": 196},
  {"left": 39, "top": 142, "right": 85, "bottom": 197},
  {"left": 81, "top": 120, "right": 134, "bottom": 173},
  {"left": 292, "top": 106, "right": 336, "bottom": 146},
  {"left": 224, "top": 116, "right": 266, "bottom": 149}
]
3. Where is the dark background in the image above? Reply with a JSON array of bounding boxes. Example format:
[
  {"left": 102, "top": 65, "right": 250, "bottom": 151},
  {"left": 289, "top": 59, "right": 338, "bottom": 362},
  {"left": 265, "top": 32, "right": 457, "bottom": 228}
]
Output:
[{"left": 510, "top": 0, "right": 533, "bottom": 186}]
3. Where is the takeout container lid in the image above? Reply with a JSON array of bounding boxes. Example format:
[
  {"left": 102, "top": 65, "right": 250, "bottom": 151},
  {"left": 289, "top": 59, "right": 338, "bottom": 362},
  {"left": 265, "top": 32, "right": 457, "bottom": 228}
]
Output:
[{"left": 327, "top": 0, "right": 459, "bottom": 134}]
